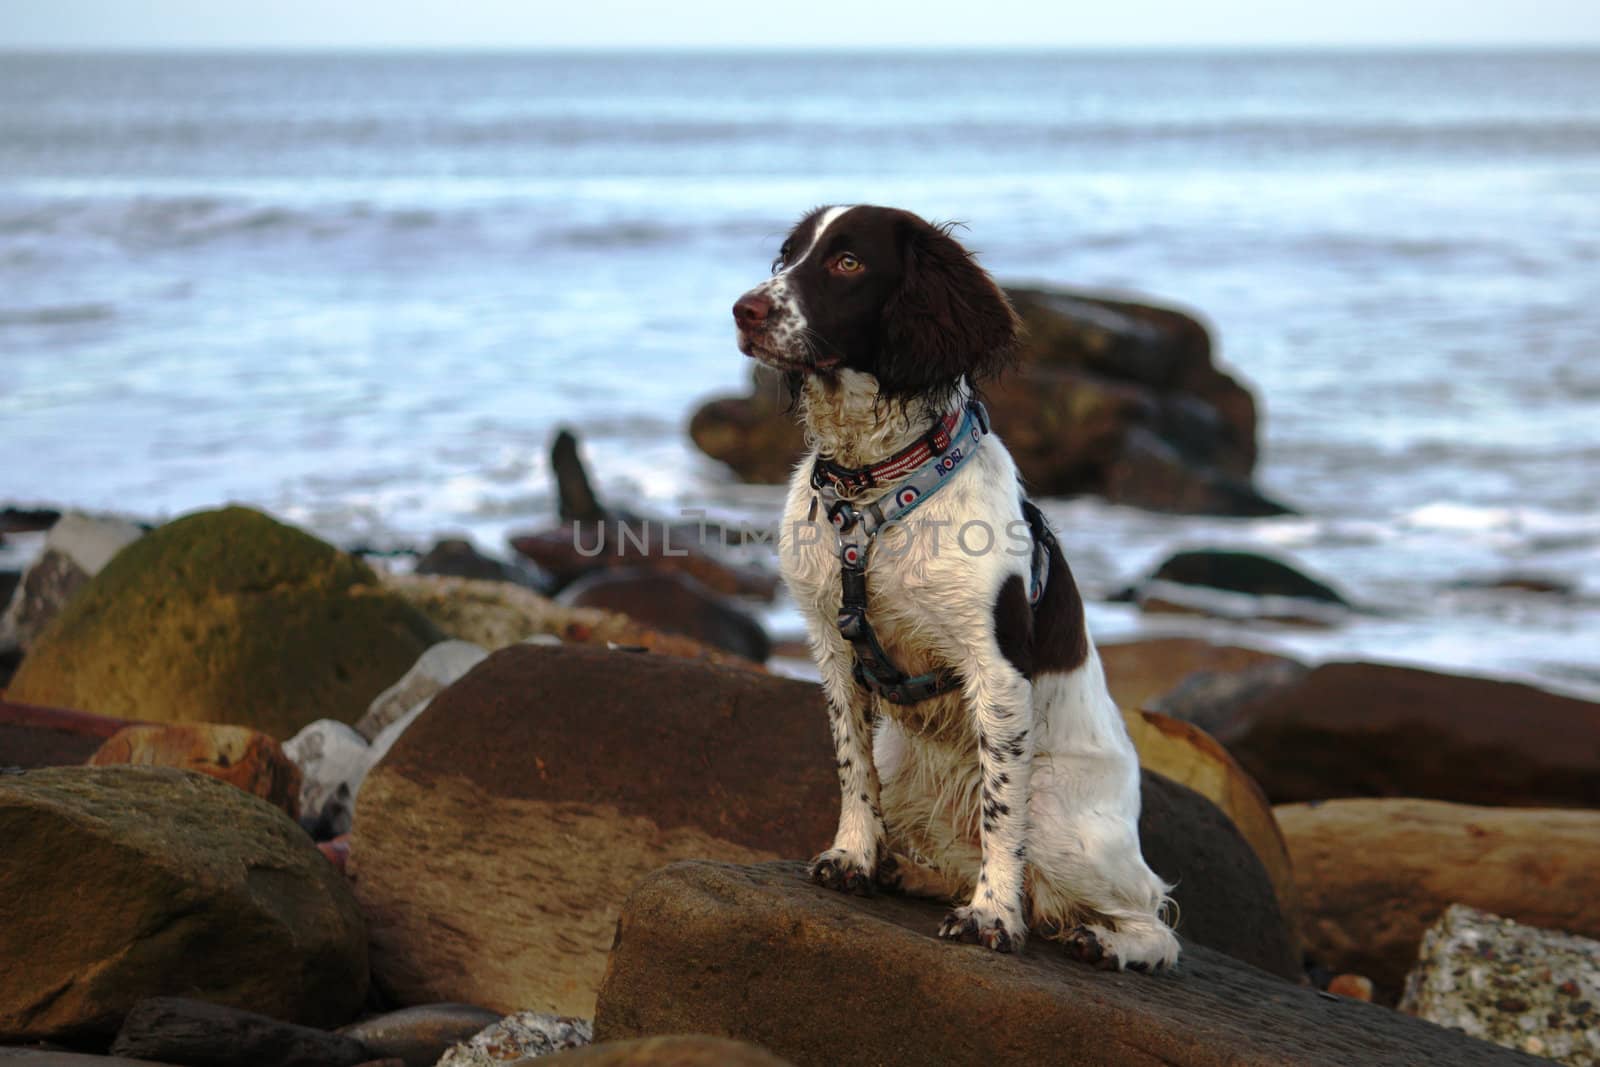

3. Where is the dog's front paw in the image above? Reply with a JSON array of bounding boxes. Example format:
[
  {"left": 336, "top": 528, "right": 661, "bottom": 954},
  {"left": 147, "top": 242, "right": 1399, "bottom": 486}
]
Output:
[
  {"left": 937, "top": 904, "right": 1026, "bottom": 953},
  {"left": 807, "top": 849, "right": 876, "bottom": 896}
]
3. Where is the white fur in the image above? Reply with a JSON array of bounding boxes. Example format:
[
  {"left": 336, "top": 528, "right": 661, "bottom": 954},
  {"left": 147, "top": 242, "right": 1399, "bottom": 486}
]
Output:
[{"left": 775, "top": 371, "right": 1180, "bottom": 969}]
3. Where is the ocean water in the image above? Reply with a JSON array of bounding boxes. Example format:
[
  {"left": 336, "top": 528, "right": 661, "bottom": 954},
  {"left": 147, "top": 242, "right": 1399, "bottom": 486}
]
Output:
[{"left": 1, "top": 51, "right": 1597, "bottom": 693}]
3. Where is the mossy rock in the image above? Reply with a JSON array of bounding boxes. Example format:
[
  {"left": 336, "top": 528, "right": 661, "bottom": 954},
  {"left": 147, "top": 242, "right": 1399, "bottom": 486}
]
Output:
[
  {"left": 8, "top": 507, "right": 441, "bottom": 738},
  {"left": 0, "top": 765, "right": 368, "bottom": 1044}
]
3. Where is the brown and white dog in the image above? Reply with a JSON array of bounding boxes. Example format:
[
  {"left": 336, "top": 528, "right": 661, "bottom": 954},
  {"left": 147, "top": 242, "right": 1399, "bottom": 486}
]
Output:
[{"left": 732, "top": 205, "right": 1180, "bottom": 969}]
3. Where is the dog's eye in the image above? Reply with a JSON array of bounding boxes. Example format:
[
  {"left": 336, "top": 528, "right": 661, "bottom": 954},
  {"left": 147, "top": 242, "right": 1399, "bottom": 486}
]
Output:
[
  {"left": 833, "top": 253, "right": 863, "bottom": 274},
  {"left": 770, "top": 256, "right": 784, "bottom": 275},
  {"left": 771, "top": 243, "right": 793, "bottom": 275}
]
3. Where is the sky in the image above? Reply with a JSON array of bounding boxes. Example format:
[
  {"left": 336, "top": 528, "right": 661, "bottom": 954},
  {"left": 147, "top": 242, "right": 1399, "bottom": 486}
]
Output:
[{"left": 3, "top": 0, "right": 1600, "bottom": 50}]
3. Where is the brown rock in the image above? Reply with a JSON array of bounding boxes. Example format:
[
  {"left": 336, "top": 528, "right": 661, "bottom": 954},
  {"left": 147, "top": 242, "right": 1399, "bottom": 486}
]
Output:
[
  {"left": 350, "top": 644, "right": 840, "bottom": 1017},
  {"left": 1329, "top": 974, "right": 1375, "bottom": 1001},
  {"left": 337, "top": 1004, "right": 503, "bottom": 1067},
  {"left": 563, "top": 569, "right": 769, "bottom": 662},
  {"left": 0, "top": 766, "right": 368, "bottom": 1045},
  {"left": 1277, "top": 798, "right": 1600, "bottom": 1004},
  {"left": 0, "top": 700, "right": 137, "bottom": 770},
  {"left": 510, "top": 523, "right": 778, "bottom": 600},
  {"left": 88, "top": 723, "right": 302, "bottom": 817},
  {"left": 110, "top": 997, "right": 372, "bottom": 1067},
  {"left": 1120, "top": 708, "right": 1301, "bottom": 951},
  {"left": 541, "top": 1036, "right": 795, "bottom": 1066},
  {"left": 1215, "top": 662, "right": 1600, "bottom": 807},
  {"left": 1098, "top": 638, "right": 1300, "bottom": 714},
  {"left": 688, "top": 286, "right": 1288, "bottom": 516},
  {"left": 593, "top": 860, "right": 1542, "bottom": 1067}
]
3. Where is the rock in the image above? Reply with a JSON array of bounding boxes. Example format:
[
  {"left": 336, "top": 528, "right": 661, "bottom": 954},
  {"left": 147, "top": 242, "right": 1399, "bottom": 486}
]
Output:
[
  {"left": 689, "top": 287, "right": 1289, "bottom": 516},
  {"left": 282, "top": 719, "right": 371, "bottom": 839},
  {"left": 110, "top": 997, "right": 372, "bottom": 1067},
  {"left": 382, "top": 573, "right": 764, "bottom": 671},
  {"left": 1400, "top": 905, "right": 1600, "bottom": 1065},
  {"left": 1329, "top": 975, "right": 1375, "bottom": 1002},
  {"left": 593, "top": 860, "right": 1542, "bottom": 1066},
  {"left": 0, "top": 506, "right": 61, "bottom": 535},
  {"left": 0, "top": 511, "right": 144, "bottom": 652},
  {"left": 1124, "top": 549, "right": 1350, "bottom": 605},
  {"left": 415, "top": 539, "right": 549, "bottom": 592},
  {"left": 1098, "top": 637, "right": 1302, "bottom": 716},
  {"left": 6, "top": 507, "right": 442, "bottom": 739},
  {"left": 1151, "top": 658, "right": 1311, "bottom": 737},
  {"left": 436, "top": 1013, "right": 591, "bottom": 1066},
  {"left": 0, "top": 1052, "right": 176, "bottom": 1065},
  {"left": 509, "top": 523, "right": 778, "bottom": 600},
  {"left": 552, "top": 428, "right": 606, "bottom": 523},
  {"left": 351, "top": 644, "right": 839, "bottom": 1017},
  {"left": 319, "top": 833, "right": 352, "bottom": 874},
  {"left": 1120, "top": 709, "right": 1301, "bottom": 951},
  {"left": 87, "top": 723, "right": 301, "bottom": 817},
  {"left": 538, "top": 1037, "right": 795, "bottom": 1066},
  {"left": 1277, "top": 798, "right": 1600, "bottom": 1003},
  {"left": 0, "top": 766, "right": 368, "bottom": 1044},
  {"left": 337, "top": 1004, "right": 503, "bottom": 1067},
  {"left": 1136, "top": 772, "right": 1299, "bottom": 980},
  {"left": 1452, "top": 573, "right": 1576, "bottom": 597},
  {"left": 562, "top": 570, "right": 770, "bottom": 663},
  {"left": 1214, "top": 662, "right": 1600, "bottom": 807},
  {"left": 0, "top": 701, "right": 137, "bottom": 770},
  {"left": 355, "top": 640, "right": 489, "bottom": 741}
]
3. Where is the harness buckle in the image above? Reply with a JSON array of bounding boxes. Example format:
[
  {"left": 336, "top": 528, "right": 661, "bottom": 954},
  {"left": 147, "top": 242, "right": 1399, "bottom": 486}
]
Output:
[{"left": 827, "top": 500, "right": 860, "bottom": 533}]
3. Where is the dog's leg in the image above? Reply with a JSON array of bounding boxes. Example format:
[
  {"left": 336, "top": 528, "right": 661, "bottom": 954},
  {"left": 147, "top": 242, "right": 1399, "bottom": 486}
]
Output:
[
  {"left": 937, "top": 656, "right": 1034, "bottom": 953},
  {"left": 805, "top": 627, "right": 889, "bottom": 895}
]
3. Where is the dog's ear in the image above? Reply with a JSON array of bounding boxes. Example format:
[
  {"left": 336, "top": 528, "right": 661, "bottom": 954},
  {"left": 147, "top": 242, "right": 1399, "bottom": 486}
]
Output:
[{"left": 878, "top": 217, "right": 1021, "bottom": 400}]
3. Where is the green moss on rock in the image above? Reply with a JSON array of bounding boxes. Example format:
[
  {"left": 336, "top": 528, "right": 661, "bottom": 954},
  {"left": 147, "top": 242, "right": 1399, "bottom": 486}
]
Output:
[{"left": 8, "top": 507, "right": 441, "bottom": 738}]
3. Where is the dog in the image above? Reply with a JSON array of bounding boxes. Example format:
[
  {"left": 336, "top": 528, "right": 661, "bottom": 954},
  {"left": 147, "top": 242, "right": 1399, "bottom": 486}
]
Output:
[{"left": 731, "top": 205, "right": 1180, "bottom": 970}]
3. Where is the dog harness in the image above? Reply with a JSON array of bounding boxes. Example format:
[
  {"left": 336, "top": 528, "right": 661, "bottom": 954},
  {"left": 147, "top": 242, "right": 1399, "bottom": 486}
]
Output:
[{"left": 810, "top": 400, "right": 1056, "bottom": 705}]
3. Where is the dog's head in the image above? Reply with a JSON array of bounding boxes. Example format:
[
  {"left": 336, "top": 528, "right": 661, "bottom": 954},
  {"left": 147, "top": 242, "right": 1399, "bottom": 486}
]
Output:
[{"left": 733, "top": 205, "right": 1021, "bottom": 404}]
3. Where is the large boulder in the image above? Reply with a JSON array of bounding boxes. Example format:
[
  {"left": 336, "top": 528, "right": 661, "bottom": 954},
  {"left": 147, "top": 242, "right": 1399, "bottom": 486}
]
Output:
[
  {"left": 562, "top": 569, "right": 770, "bottom": 663},
  {"left": 689, "top": 286, "right": 1289, "bottom": 516},
  {"left": 541, "top": 1037, "right": 796, "bottom": 1066},
  {"left": 1121, "top": 709, "right": 1301, "bottom": 951},
  {"left": 1213, "top": 662, "right": 1600, "bottom": 808},
  {"left": 593, "top": 861, "right": 1540, "bottom": 1067},
  {"left": 1400, "top": 905, "right": 1600, "bottom": 1065},
  {"left": 1098, "top": 637, "right": 1303, "bottom": 718},
  {"left": 350, "top": 644, "right": 841, "bottom": 1018},
  {"left": 87, "top": 723, "right": 302, "bottom": 817},
  {"left": 7, "top": 507, "right": 442, "bottom": 739},
  {"left": 1277, "top": 798, "right": 1600, "bottom": 1003},
  {"left": 0, "top": 766, "right": 368, "bottom": 1044},
  {"left": 352, "top": 644, "right": 1298, "bottom": 1018}
]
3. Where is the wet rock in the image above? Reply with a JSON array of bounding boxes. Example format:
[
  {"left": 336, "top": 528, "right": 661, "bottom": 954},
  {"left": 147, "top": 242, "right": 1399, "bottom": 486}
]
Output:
[
  {"left": 0, "top": 766, "right": 367, "bottom": 1044},
  {"left": 7, "top": 507, "right": 442, "bottom": 739},
  {"left": 1278, "top": 798, "right": 1600, "bottom": 1004},
  {"left": 690, "top": 286, "right": 1290, "bottom": 516},
  {"left": 355, "top": 640, "right": 489, "bottom": 741},
  {"left": 552, "top": 428, "right": 606, "bottom": 523},
  {"left": 562, "top": 569, "right": 769, "bottom": 663},
  {"left": 435, "top": 1013, "right": 591, "bottom": 1066},
  {"left": 382, "top": 573, "right": 764, "bottom": 671},
  {"left": 1098, "top": 637, "right": 1302, "bottom": 716},
  {"left": 337, "top": 1004, "right": 502, "bottom": 1067},
  {"left": 538, "top": 1037, "right": 795, "bottom": 1066},
  {"left": 0, "top": 700, "right": 137, "bottom": 770},
  {"left": 282, "top": 719, "right": 370, "bottom": 839},
  {"left": 351, "top": 644, "right": 839, "bottom": 1017},
  {"left": 1125, "top": 548, "right": 1350, "bottom": 605},
  {"left": 110, "top": 997, "right": 372, "bottom": 1067},
  {"left": 1151, "top": 658, "right": 1311, "bottom": 737},
  {"left": 1452, "top": 573, "right": 1576, "bottom": 597},
  {"left": 0, "top": 511, "right": 143, "bottom": 653},
  {"left": 594, "top": 860, "right": 1541, "bottom": 1066},
  {"left": 1120, "top": 709, "right": 1301, "bottom": 951},
  {"left": 1215, "top": 662, "right": 1600, "bottom": 807},
  {"left": 0, "top": 1052, "right": 175, "bottom": 1065},
  {"left": 415, "top": 539, "right": 549, "bottom": 592},
  {"left": 0, "top": 506, "right": 61, "bottom": 535},
  {"left": 1329, "top": 975, "right": 1375, "bottom": 1002},
  {"left": 87, "top": 723, "right": 302, "bottom": 817},
  {"left": 1401, "top": 905, "right": 1600, "bottom": 1065}
]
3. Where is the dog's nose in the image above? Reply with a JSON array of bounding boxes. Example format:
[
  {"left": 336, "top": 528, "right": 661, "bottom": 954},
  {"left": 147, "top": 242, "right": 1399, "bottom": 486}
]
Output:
[{"left": 733, "top": 292, "right": 772, "bottom": 331}]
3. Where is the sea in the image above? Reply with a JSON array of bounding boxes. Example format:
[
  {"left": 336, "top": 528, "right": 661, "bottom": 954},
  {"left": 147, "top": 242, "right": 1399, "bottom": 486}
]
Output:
[{"left": 1, "top": 50, "right": 1597, "bottom": 694}]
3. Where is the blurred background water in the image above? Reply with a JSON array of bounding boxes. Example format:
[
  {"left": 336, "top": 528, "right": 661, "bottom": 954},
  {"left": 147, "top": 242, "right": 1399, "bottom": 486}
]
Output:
[{"left": 1, "top": 50, "right": 1597, "bottom": 691}]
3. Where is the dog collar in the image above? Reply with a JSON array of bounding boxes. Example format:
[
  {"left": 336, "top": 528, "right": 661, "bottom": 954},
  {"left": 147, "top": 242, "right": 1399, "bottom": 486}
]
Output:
[{"left": 811, "top": 404, "right": 972, "bottom": 497}]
